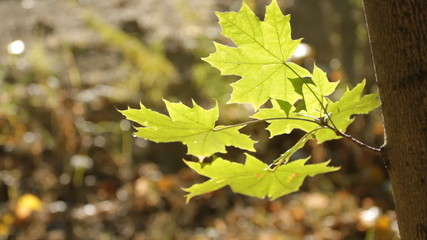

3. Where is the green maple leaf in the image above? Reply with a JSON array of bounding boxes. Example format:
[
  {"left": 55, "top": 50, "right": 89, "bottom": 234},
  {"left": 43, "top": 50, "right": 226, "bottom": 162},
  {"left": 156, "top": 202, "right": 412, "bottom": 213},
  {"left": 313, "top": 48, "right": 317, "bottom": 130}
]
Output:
[
  {"left": 326, "top": 80, "right": 381, "bottom": 133},
  {"left": 120, "top": 100, "right": 256, "bottom": 158},
  {"left": 252, "top": 99, "right": 318, "bottom": 136},
  {"left": 183, "top": 154, "right": 339, "bottom": 202},
  {"left": 302, "top": 64, "right": 339, "bottom": 116},
  {"left": 204, "top": 0, "right": 310, "bottom": 108},
  {"left": 251, "top": 65, "right": 338, "bottom": 137},
  {"left": 308, "top": 80, "right": 381, "bottom": 142},
  {"left": 252, "top": 80, "right": 380, "bottom": 142}
]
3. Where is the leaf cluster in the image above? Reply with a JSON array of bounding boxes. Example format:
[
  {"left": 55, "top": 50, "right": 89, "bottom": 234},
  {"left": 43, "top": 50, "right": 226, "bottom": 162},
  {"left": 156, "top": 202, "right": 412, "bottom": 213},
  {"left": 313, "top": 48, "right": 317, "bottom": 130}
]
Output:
[{"left": 121, "top": 0, "right": 380, "bottom": 201}]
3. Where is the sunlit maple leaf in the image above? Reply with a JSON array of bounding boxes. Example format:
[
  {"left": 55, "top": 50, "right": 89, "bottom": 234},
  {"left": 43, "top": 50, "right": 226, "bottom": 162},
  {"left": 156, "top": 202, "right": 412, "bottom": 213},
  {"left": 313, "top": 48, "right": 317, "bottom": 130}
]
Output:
[
  {"left": 183, "top": 154, "right": 339, "bottom": 202},
  {"left": 121, "top": 100, "right": 256, "bottom": 158},
  {"left": 204, "top": 0, "right": 311, "bottom": 108},
  {"left": 252, "top": 80, "right": 380, "bottom": 142}
]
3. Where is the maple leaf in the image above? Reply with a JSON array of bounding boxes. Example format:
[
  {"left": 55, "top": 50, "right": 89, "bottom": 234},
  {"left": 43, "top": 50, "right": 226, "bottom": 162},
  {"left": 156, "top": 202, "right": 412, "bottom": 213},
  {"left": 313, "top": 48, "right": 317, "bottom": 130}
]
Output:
[
  {"left": 308, "top": 80, "right": 381, "bottom": 142},
  {"left": 251, "top": 99, "right": 318, "bottom": 136},
  {"left": 301, "top": 64, "right": 339, "bottom": 116},
  {"left": 183, "top": 154, "right": 339, "bottom": 202},
  {"left": 120, "top": 100, "right": 256, "bottom": 158},
  {"left": 325, "top": 80, "right": 381, "bottom": 132},
  {"left": 252, "top": 80, "right": 380, "bottom": 142},
  {"left": 204, "top": 0, "right": 311, "bottom": 108}
]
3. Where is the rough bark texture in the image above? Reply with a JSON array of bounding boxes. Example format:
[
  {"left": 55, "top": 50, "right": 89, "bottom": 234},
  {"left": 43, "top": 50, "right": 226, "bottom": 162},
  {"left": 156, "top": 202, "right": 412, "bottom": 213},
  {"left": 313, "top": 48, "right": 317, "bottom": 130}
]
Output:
[{"left": 362, "top": 0, "right": 427, "bottom": 239}]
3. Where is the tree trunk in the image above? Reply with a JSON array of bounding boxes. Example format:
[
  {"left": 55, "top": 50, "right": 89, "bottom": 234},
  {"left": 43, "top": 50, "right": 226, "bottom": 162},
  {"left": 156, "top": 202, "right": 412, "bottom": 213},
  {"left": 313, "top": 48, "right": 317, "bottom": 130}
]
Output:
[{"left": 362, "top": 0, "right": 427, "bottom": 239}]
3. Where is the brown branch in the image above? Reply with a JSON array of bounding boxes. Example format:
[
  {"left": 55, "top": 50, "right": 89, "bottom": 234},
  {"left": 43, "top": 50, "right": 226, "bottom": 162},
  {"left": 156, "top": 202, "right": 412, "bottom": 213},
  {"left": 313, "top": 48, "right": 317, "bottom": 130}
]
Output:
[{"left": 323, "top": 124, "right": 382, "bottom": 154}]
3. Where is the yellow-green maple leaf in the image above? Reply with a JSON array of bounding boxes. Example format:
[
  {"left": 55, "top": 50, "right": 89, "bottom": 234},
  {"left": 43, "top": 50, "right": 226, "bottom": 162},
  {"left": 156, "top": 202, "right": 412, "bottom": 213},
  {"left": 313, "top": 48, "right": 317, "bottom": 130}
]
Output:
[
  {"left": 204, "top": 0, "right": 310, "bottom": 108},
  {"left": 121, "top": 100, "right": 256, "bottom": 158},
  {"left": 253, "top": 80, "right": 380, "bottom": 142},
  {"left": 184, "top": 154, "right": 339, "bottom": 202}
]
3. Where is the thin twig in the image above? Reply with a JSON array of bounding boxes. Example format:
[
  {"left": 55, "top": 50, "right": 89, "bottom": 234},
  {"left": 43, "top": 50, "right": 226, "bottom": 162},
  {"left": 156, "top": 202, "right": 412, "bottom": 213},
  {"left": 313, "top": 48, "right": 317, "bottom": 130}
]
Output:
[
  {"left": 322, "top": 124, "right": 382, "bottom": 154},
  {"left": 213, "top": 117, "right": 318, "bottom": 131},
  {"left": 214, "top": 115, "right": 381, "bottom": 154}
]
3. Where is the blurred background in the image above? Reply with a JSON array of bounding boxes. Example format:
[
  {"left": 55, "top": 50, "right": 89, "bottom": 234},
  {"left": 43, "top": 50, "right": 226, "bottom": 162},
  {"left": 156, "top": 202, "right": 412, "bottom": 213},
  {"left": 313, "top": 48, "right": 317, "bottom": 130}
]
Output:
[{"left": 0, "top": 0, "right": 397, "bottom": 239}]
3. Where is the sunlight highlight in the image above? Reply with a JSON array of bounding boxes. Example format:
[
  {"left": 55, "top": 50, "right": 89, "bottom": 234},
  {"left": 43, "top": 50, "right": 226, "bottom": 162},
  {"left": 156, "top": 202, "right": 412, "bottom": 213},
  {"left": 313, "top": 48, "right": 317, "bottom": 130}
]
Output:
[{"left": 7, "top": 40, "right": 25, "bottom": 55}]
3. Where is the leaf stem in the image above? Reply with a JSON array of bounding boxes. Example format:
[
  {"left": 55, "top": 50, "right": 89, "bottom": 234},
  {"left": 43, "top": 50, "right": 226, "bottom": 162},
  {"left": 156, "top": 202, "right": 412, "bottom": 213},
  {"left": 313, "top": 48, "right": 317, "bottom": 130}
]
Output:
[
  {"left": 267, "top": 127, "right": 321, "bottom": 171},
  {"left": 213, "top": 117, "right": 318, "bottom": 131}
]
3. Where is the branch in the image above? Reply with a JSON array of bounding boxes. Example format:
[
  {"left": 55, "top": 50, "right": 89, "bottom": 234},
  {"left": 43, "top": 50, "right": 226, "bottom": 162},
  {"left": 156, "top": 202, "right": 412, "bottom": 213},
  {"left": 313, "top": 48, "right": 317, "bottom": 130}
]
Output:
[
  {"left": 322, "top": 124, "right": 382, "bottom": 154},
  {"left": 214, "top": 116, "right": 382, "bottom": 154}
]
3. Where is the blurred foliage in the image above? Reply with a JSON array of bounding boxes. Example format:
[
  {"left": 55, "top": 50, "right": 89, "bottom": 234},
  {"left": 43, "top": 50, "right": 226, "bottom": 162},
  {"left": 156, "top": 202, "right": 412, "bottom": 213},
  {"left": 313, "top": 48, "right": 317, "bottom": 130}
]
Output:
[
  {"left": 84, "top": 10, "right": 177, "bottom": 103},
  {"left": 0, "top": 0, "right": 394, "bottom": 239}
]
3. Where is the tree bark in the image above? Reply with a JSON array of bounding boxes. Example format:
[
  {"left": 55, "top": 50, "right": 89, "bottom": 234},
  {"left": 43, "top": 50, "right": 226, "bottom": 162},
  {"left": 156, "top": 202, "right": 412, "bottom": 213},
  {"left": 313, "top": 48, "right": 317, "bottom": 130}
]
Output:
[{"left": 362, "top": 0, "right": 427, "bottom": 239}]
